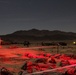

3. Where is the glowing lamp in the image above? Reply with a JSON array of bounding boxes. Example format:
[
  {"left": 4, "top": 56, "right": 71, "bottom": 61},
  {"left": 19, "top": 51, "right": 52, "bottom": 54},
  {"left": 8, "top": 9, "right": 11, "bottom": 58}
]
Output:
[{"left": 73, "top": 42, "right": 76, "bottom": 45}]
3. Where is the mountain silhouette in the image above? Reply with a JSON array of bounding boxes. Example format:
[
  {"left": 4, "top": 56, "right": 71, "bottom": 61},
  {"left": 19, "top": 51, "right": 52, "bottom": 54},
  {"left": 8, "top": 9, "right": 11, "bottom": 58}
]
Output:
[{"left": 0, "top": 29, "right": 76, "bottom": 42}]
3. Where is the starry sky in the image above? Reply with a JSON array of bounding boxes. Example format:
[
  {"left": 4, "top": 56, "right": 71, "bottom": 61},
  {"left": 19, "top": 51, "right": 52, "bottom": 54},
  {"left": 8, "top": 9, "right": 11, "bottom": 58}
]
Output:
[{"left": 0, "top": 0, "right": 76, "bottom": 35}]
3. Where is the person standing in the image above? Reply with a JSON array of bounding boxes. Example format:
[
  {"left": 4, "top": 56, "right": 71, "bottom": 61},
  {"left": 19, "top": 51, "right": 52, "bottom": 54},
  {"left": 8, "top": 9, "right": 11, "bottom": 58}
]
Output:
[{"left": 0, "top": 38, "right": 3, "bottom": 48}]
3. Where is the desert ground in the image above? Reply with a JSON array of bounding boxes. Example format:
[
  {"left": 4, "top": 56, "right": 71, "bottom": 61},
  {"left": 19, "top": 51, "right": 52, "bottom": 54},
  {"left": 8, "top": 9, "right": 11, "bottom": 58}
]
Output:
[{"left": 0, "top": 41, "right": 76, "bottom": 75}]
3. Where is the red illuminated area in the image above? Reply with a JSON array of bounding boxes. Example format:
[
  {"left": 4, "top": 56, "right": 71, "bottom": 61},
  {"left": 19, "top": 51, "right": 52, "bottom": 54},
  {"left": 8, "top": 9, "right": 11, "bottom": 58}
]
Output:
[
  {"left": 0, "top": 44, "right": 76, "bottom": 75},
  {"left": 0, "top": 38, "right": 76, "bottom": 75}
]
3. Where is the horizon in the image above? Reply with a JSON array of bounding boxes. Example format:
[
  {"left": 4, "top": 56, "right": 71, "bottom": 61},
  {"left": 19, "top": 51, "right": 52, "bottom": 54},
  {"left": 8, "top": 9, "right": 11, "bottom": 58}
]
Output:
[{"left": 0, "top": 28, "right": 76, "bottom": 36}]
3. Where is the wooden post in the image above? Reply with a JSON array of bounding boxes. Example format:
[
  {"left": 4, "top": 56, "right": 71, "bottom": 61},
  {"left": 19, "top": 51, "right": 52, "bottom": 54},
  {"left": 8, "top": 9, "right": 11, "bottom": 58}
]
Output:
[{"left": 57, "top": 44, "right": 59, "bottom": 54}]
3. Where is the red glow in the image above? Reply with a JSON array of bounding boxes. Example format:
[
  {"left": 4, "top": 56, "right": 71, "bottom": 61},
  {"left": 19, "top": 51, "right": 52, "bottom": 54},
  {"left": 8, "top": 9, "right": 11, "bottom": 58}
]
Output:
[{"left": 0, "top": 47, "right": 76, "bottom": 74}]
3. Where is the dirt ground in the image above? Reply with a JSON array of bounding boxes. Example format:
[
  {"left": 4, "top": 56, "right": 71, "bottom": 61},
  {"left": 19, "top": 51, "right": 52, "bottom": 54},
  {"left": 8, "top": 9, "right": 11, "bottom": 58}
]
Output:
[
  {"left": 0, "top": 43, "right": 76, "bottom": 75},
  {"left": 0, "top": 46, "right": 45, "bottom": 75}
]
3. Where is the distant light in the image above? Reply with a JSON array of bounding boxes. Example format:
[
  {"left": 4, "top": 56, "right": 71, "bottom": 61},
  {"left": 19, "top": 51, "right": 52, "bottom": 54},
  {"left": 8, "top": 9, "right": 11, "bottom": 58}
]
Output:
[{"left": 73, "top": 41, "right": 76, "bottom": 45}]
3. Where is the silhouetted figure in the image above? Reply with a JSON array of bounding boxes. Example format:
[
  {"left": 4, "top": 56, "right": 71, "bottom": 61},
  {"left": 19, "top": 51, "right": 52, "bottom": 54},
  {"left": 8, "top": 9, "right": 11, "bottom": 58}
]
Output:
[
  {"left": 23, "top": 41, "right": 30, "bottom": 47},
  {"left": 41, "top": 42, "right": 44, "bottom": 46},
  {"left": 0, "top": 38, "right": 3, "bottom": 48},
  {"left": 0, "top": 38, "right": 3, "bottom": 45}
]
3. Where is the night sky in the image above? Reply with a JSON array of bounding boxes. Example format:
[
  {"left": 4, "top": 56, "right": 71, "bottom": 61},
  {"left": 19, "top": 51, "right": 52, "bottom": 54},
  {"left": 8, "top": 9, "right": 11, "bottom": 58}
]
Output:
[{"left": 0, "top": 0, "right": 76, "bottom": 35}]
